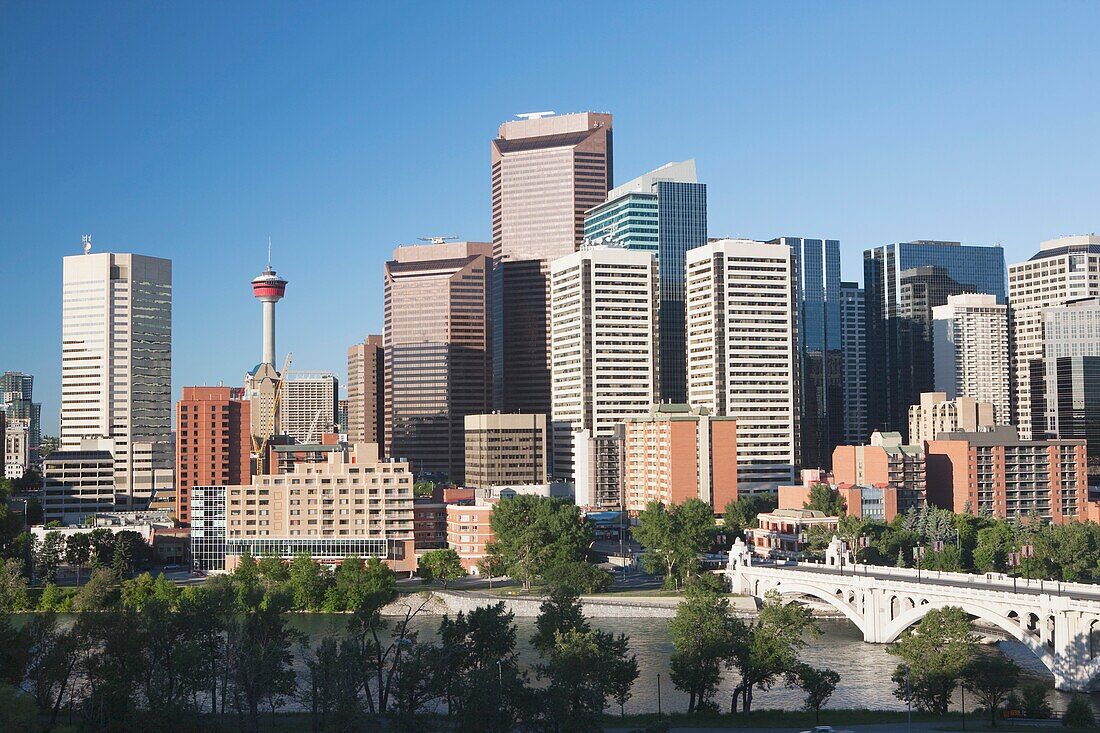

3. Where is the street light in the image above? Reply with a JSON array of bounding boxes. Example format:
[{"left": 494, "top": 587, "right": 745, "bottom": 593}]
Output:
[{"left": 914, "top": 545, "right": 925, "bottom": 582}]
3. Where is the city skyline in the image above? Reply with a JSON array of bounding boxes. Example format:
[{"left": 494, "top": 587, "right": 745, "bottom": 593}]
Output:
[{"left": 5, "top": 3, "right": 1100, "bottom": 433}]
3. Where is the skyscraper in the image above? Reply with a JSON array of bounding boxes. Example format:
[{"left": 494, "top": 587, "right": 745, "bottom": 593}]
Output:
[
  {"left": 491, "top": 112, "right": 613, "bottom": 417},
  {"left": 549, "top": 245, "right": 658, "bottom": 508},
  {"left": 279, "top": 373, "right": 339, "bottom": 444},
  {"left": 772, "top": 237, "right": 842, "bottom": 469},
  {"left": 931, "top": 293, "right": 1010, "bottom": 424},
  {"left": 584, "top": 160, "right": 707, "bottom": 403},
  {"left": 347, "top": 335, "right": 384, "bottom": 445},
  {"left": 61, "top": 249, "right": 173, "bottom": 508},
  {"left": 384, "top": 241, "right": 492, "bottom": 481},
  {"left": 686, "top": 239, "right": 799, "bottom": 492},
  {"left": 1, "top": 371, "right": 41, "bottom": 451},
  {"left": 1008, "top": 235, "right": 1100, "bottom": 439},
  {"left": 840, "top": 282, "right": 867, "bottom": 445},
  {"left": 864, "top": 240, "right": 1006, "bottom": 434},
  {"left": 1030, "top": 297, "right": 1100, "bottom": 470},
  {"left": 175, "top": 386, "right": 251, "bottom": 525}
]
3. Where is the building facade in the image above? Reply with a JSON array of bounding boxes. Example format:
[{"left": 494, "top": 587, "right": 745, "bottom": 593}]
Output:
[
  {"left": 686, "top": 239, "right": 799, "bottom": 491},
  {"left": 773, "top": 237, "right": 843, "bottom": 469},
  {"left": 383, "top": 241, "right": 492, "bottom": 481},
  {"left": 223, "top": 443, "right": 416, "bottom": 573},
  {"left": 908, "top": 392, "right": 996, "bottom": 445},
  {"left": 41, "top": 439, "right": 117, "bottom": 523},
  {"left": 863, "top": 241, "right": 1005, "bottom": 434},
  {"left": 347, "top": 335, "right": 384, "bottom": 446},
  {"left": 549, "top": 246, "right": 659, "bottom": 508},
  {"left": 747, "top": 509, "right": 838, "bottom": 559},
  {"left": 190, "top": 484, "right": 227, "bottom": 571},
  {"left": 583, "top": 160, "right": 707, "bottom": 403},
  {"left": 464, "top": 413, "right": 549, "bottom": 489},
  {"left": 831, "top": 431, "right": 927, "bottom": 516},
  {"left": 175, "top": 387, "right": 252, "bottom": 525},
  {"left": 1009, "top": 235, "right": 1100, "bottom": 439},
  {"left": 1, "top": 371, "right": 41, "bottom": 454},
  {"left": 931, "top": 293, "right": 1011, "bottom": 424},
  {"left": 61, "top": 251, "right": 173, "bottom": 509},
  {"left": 279, "top": 372, "right": 339, "bottom": 444},
  {"left": 622, "top": 404, "right": 737, "bottom": 512},
  {"left": 840, "top": 282, "right": 867, "bottom": 445},
  {"left": 3, "top": 420, "right": 28, "bottom": 480},
  {"left": 491, "top": 112, "right": 613, "bottom": 417},
  {"left": 1031, "top": 297, "right": 1100, "bottom": 472},
  {"left": 926, "top": 427, "right": 1088, "bottom": 523}
]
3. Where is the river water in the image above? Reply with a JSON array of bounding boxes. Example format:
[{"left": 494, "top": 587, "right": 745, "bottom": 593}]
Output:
[{"left": 289, "top": 614, "right": 1088, "bottom": 716}]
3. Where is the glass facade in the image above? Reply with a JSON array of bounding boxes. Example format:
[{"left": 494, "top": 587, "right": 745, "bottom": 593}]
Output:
[
  {"left": 190, "top": 485, "right": 226, "bottom": 571},
  {"left": 583, "top": 168, "right": 707, "bottom": 403},
  {"left": 773, "top": 238, "right": 843, "bottom": 469},
  {"left": 864, "top": 241, "right": 1006, "bottom": 433},
  {"left": 840, "top": 282, "right": 867, "bottom": 445}
]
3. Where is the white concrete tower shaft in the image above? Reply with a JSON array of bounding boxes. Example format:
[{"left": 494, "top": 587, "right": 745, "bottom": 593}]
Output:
[{"left": 251, "top": 265, "right": 288, "bottom": 367}]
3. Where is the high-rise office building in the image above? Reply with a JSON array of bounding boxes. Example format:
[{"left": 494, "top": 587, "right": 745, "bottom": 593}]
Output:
[
  {"left": 61, "top": 250, "right": 173, "bottom": 508},
  {"left": 932, "top": 293, "right": 1011, "bottom": 424},
  {"left": 584, "top": 160, "right": 706, "bottom": 403},
  {"left": 840, "top": 282, "right": 867, "bottom": 445},
  {"left": 384, "top": 241, "right": 492, "bottom": 481},
  {"left": 175, "top": 387, "right": 251, "bottom": 525},
  {"left": 549, "top": 245, "right": 658, "bottom": 508},
  {"left": 1030, "top": 297, "right": 1100, "bottom": 470},
  {"left": 686, "top": 239, "right": 799, "bottom": 492},
  {"left": 279, "top": 373, "right": 339, "bottom": 444},
  {"left": 864, "top": 240, "right": 1005, "bottom": 434},
  {"left": 1008, "top": 235, "right": 1100, "bottom": 439},
  {"left": 1, "top": 372, "right": 41, "bottom": 451},
  {"left": 772, "top": 237, "right": 842, "bottom": 469},
  {"left": 347, "top": 335, "right": 384, "bottom": 446},
  {"left": 491, "top": 112, "right": 613, "bottom": 417},
  {"left": 464, "top": 413, "right": 549, "bottom": 489}
]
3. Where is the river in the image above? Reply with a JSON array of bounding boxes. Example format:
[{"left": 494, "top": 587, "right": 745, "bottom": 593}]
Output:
[{"left": 288, "top": 614, "right": 1091, "bottom": 716}]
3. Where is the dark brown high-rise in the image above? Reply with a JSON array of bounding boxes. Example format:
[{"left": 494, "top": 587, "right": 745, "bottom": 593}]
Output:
[
  {"left": 347, "top": 335, "right": 384, "bottom": 446},
  {"left": 384, "top": 241, "right": 492, "bottom": 482},
  {"left": 490, "top": 112, "right": 613, "bottom": 416}
]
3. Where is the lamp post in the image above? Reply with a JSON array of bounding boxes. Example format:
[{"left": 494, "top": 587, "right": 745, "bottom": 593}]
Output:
[{"left": 914, "top": 545, "right": 925, "bottom": 582}]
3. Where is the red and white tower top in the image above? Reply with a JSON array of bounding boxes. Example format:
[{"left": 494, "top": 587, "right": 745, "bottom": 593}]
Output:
[{"left": 252, "top": 263, "right": 288, "bottom": 366}]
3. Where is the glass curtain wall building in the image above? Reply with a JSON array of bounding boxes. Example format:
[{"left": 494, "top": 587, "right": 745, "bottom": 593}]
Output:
[
  {"left": 771, "top": 237, "right": 842, "bottom": 469},
  {"left": 863, "top": 241, "right": 1006, "bottom": 434},
  {"left": 584, "top": 160, "right": 706, "bottom": 404}
]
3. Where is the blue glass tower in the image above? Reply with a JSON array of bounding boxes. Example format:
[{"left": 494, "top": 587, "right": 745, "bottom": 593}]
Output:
[
  {"left": 864, "top": 240, "right": 1007, "bottom": 434},
  {"left": 584, "top": 160, "right": 707, "bottom": 403},
  {"left": 771, "top": 238, "right": 843, "bottom": 470}
]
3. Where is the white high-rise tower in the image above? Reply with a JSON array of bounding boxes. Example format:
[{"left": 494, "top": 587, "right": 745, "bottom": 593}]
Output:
[{"left": 61, "top": 244, "right": 173, "bottom": 507}]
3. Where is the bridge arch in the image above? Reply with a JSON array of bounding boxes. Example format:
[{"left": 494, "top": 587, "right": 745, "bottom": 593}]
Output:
[
  {"left": 882, "top": 599, "right": 1055, "bottom": 674},
  {"left": 757, "top": 579, "right": 867, "bottom": 636}
]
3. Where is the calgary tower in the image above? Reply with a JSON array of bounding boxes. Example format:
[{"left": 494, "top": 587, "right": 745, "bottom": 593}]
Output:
[{"left": 251, "top": 262, "right": 288, "bottom": 366}]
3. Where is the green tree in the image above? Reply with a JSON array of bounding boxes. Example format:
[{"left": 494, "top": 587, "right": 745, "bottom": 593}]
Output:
[
  {"left": 1019, "top": 682, "right": 1053, "bottom": 719},
  {"left": 438, "top": 601, "right": 525, "bottom": 728},
  {"left": 634, "top": 498, "right": 715, "bottom": 588},
  {"left": 973, "top": 524, "right": 1013, "bottom": 573},
  {"left": 962, "top": 650, "right": 1020, "bottom": 727},
  {"left": 418, "top": 548, "right": 466, "bottom": 588},
  {"left": 121, "top": 571, "right": 157, "bottom": 610},
  {"left": 889, "top": 606, "right": 976, "bottom": 714},
  {"left": 804, "top": 484, "right": 846, "bottom": 515},
  {"left": 34, "top": 531, "right": 65, "bottom": 583},
  {"left": 226, "top": 600, "right": 301, "bottom": 733},
  {"left": 729, "top": 589, "right": 816, "bottom": 714},
  {"left": 287, "top": 553, "right": 327, "bottom": 610},
  {"left": 299, "top": 635, "right": 363, "bottom": 733},
  {"left": 257, "top": 554, "right": 290, "bottom": 587},
  {"left": 1063, "top": 694, "right": 1096, "bottom": 728},
  {"left": 669, "top": 580, "right": 737, "bottom": 713},
  {"left": 536, "top": 628, "right": 638, "bottom": 733},
  {"left": 324, "top": 556, "right": 393, "bottom": 612},
  {"left": 111, "top": 533, "right": 134, "bottom": 582},
  {"left": 722, "top": 494, "right": 777, "bottom": 539},
  {"left": 542, "top": 560, "right": 612, "bottom": 595},
  {"left": 786, "top": 663, "right": 840, "bottom": 723},
  {"left": 0, "top": 558, "right": 29, "bottom": 611},
  {"left": 0, "top": 684, "right": 38, "bottom": 731},
  {"left": 484, "top": 495, "right": 592, "bottom": 590},
  {"left": 73, "top": 568, "right": 116, "bottom": 611},
  {"left": 37, "top": 582, "right": 69, "bottom": 612},
  {"left": 65, "top": 531, "right": 92, "bottom": 585},
  {"left": 531, "top": 587, "right": 589, "bottom": 655}
]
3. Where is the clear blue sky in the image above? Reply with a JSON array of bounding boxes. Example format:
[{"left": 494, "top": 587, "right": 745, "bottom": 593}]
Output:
[{"left": 3, "top": 2, "right": 1099, "bottom": 434}]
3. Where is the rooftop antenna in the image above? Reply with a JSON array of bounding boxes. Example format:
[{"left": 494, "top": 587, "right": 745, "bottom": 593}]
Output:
[
  {"left": 82, "top": 234, "right": 92, "bottom": 255},
  {"left": 267, "top": 236, "right": 272, "bottom": 268},
  {"left": 418, "top": 236, "right": 460, "bottom": 245},
  {"left": 516, "top": 111, "right": 556, "bottom": 120}
]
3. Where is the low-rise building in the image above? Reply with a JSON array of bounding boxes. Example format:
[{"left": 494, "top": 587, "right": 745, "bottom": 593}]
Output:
[
  {"left": 464, "top": 413, "right": 549, "bottom": 488},
  {"left": 926, "top": 426, "right": 1088, "bottom": 523},
  {"left": 446, "top": 501, "right": 495, "bottom": 572},
  {"left": 746, "top": 509, "right": 838, "bottom": 558},
  {"left": 622, "top": 404, "right": 738, "bottom": 512},
  {"left": 223, "top": 443, "right": 416, "bottom": 574},
  {"left": 41, "top": 439, "right": 117, "bottom": 524},
  {"left": 831, "top": 431, "right": 927, "bottom": 515}
]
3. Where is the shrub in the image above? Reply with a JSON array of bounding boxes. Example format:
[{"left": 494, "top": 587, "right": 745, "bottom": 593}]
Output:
[{"left": 1062, "top": 695, "right": 1096, "bottom": 728}]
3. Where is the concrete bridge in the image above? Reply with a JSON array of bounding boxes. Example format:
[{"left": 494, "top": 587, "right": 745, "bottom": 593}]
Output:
[{"left": 725, "top": 537, "right": 1100, "bottom": 691}]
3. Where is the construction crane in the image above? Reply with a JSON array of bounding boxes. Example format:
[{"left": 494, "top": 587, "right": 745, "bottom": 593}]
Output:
[{"left": 303, "top": 404, "right": 326, "bottom": 445}]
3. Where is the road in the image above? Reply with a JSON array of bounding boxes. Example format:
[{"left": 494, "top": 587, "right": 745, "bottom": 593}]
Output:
[
  {"left": 755, "top": 559, "right": 1100, "bottom": 602},
  {"left": 607, "top": 724, "right": 960, "bottom": 733}
]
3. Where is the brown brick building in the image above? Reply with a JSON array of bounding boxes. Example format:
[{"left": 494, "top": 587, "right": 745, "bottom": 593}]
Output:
[{"left": 175, "top": 386, "right": 251, "bottom": 524}]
